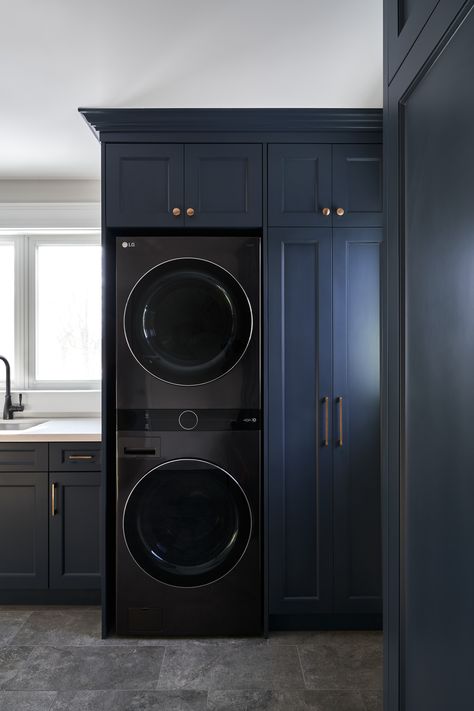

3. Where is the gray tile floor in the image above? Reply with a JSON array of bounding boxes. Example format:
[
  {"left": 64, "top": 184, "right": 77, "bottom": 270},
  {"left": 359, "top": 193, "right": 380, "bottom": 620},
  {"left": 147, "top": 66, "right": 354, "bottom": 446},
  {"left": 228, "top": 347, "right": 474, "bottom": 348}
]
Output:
[{"left": 0, "top": 607, "right": 382, "bottom": 710}]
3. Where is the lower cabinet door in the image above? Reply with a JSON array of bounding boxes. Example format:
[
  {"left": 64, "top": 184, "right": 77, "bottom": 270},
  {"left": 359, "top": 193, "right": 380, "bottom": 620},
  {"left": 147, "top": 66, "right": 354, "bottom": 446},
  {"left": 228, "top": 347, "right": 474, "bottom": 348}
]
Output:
[
  {"left": 0, "top": 473, "right": 48, "bottom": 589},
  {"left": 268, "top": 227, "right": 333, "bottom": 615},
  {"left": 49, "top": 472, "right": 100, "bottom": 590},
  {"left": 332, "top": 228, "right": 383, "bottom": 614}
]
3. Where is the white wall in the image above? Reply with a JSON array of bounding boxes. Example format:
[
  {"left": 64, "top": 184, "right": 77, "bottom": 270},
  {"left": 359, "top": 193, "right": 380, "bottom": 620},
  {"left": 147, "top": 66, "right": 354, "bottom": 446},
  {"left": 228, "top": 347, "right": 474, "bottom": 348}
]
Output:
[{"left": 1, "top": 0, "right": 383, "bottom": 180}]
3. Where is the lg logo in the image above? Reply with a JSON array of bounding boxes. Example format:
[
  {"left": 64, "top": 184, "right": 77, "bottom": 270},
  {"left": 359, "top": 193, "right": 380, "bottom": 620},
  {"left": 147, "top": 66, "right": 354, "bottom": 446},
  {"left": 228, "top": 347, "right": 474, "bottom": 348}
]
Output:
[{"left": 121, "top": 241, "right": 136, "bottom": 248}]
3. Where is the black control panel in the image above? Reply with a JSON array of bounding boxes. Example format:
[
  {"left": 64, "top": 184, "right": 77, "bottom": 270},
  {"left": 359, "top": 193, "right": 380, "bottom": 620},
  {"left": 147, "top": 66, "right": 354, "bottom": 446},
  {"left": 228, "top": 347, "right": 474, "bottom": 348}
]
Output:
[{"left": 117, "top": 409, "right": 261, "bottom": 432}]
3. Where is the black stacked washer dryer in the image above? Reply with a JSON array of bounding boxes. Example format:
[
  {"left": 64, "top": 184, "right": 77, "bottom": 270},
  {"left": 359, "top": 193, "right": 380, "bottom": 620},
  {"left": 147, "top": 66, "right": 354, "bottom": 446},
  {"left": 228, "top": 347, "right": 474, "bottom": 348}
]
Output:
[{"left": 115, "top": 235, "right": 261, "bottom": 636}]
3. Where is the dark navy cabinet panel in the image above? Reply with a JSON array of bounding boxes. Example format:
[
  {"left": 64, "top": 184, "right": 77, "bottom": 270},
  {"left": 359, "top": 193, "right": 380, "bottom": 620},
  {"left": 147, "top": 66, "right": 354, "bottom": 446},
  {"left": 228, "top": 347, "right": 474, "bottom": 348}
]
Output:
[
  {"left": 333, "top": 229, "right": 382, "bottom": 614},
  {"left": 268, "top": 228, "right": 333, "bottom": 615},
  {"left": 386, "top": 1, "right": 474, "bottom": 709},
  {"left": 0, "top": 473, "right": 48, "bottom": 589},
  {"left": 105, "top": 143, "right": 184, "bottom": 227},
  {"left": 332, "top": 145, "right": 383, "bottom": 228},
  {"left": 49, "top": 472, "right": 101, "bottom": 590},
  {"left": 185, "top": 144, "right": 262, "bottom": 227},
  {"left": 386, "top": 5, "right": 474, "bottom": 709},
  {"left": 268, "top": 145, "right": 332, "bottom": 227},
  {"left": 387, "top": 0, "right": 440, "bottom": 80}
]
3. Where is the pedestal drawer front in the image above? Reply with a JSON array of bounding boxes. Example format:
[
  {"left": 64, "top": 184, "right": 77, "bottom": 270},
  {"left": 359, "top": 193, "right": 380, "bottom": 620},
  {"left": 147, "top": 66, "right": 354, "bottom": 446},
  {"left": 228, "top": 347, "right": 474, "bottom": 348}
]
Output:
[
  {"left": 0, "top": 443, "right": 48, "bottom": 472},
  {"left": 49, "top": 443, "right": 101, "bottom": 472}
]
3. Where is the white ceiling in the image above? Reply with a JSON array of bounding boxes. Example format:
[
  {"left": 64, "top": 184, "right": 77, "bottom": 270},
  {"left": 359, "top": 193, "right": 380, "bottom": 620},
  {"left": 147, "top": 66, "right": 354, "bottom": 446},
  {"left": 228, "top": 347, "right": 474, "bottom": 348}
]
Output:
[{"left": 1, "top": 0, "right": 382, "bottom": 180}]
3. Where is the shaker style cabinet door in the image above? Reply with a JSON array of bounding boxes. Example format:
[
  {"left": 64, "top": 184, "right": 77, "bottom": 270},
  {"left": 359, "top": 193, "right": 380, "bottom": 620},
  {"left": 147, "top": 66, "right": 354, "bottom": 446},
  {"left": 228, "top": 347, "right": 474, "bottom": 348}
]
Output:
[
  {"left": 0, "top": 473, "right": 48, "bottom": 589},
  {"left": 184, "top": 144, "right": 262, "bottom": 227},
  {"left": 332, "top": 228, "right": 383, "bottom": 614},
  {"left": 268, "top": 227, "right": 333, "bottom": 616},
  {"left": 268, "top": 144, "right": 332, "bottom": 227},
  {"left": 49, "top": 473, "right": 101, "bottom": 590},
  {"left": 105, "top": 143, "right": 184, "bottom": 227},
  {"left": 386, "top": 0, "right": 441, "bottom": 80},
  {"left": 332, "top": 145, "right": 383, "bottom": 228}
]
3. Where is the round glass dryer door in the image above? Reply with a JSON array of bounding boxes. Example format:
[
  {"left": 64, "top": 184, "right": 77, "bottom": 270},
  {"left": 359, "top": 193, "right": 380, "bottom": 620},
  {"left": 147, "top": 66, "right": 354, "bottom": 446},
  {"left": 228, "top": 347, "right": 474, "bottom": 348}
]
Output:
[
  {"left": 124, "top": 258, "right": 253, "bottom": 385},
  {"left": 123, "top": 459, "right": 252, "bottom": 587}
]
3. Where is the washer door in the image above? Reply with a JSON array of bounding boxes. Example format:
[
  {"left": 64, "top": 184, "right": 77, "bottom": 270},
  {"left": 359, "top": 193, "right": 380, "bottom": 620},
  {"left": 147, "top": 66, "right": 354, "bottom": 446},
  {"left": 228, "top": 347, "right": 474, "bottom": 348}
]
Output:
[
  {"left": 124, "top": 258, "right": 253, "bottom": 385},
  {"left": 123, "top": 459, "right": 252, "bottom": 587}
]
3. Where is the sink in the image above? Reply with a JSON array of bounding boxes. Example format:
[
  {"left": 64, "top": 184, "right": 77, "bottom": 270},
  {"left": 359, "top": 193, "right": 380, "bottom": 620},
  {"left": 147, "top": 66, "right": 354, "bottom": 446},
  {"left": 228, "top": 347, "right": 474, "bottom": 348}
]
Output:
[{"left": 0, "top": 419, "right": 47, "bottom": 431}]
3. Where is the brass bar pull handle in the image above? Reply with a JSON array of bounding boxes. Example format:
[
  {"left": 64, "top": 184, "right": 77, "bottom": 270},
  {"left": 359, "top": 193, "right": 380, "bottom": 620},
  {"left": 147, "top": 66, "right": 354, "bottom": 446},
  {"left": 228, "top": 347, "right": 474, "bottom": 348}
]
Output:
[
  {"left": 337, "top": 396, "right": 343, "bottom": 447},
  {"left": 51, "top": 482, "right": 57, "bottom": 517},
  {"left": 67, "top": 454, "right": 94, "bottom": 461},
  {"left": 322, "top": 396, "right": 329, "bottom": 447}
]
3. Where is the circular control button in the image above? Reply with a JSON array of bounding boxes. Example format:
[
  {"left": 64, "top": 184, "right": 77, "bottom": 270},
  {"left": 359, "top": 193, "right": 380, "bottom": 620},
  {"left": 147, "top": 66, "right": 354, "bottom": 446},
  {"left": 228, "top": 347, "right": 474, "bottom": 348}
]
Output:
[{"left": 178, "top": 410, "right": 199, "bottom": 430}]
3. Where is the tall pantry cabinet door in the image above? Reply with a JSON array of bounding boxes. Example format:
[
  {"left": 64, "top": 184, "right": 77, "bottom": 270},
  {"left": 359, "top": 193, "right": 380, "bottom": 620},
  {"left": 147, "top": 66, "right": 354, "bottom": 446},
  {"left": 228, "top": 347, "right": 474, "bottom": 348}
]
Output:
[
  {"left": 268, "top": 228, "right": 333, "bottom": 616},
  {"left": 332, "top": 228, "right": 383, "bottom": 614}
]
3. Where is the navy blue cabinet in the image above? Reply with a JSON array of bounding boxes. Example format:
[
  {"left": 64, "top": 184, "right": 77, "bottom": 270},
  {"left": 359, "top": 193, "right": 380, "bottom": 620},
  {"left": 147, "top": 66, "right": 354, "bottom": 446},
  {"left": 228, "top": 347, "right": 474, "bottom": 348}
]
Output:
[
  {"left": 49, "top": 472, "right": 101, "bottom": 590},
  {"left": 268, "top": 228, "right": 333, "bottom": 616},
  {"left": 333, "top": 228, "right": 383, "bottom": 614},
  {"left": 268, "top": 145, "right": 332, "bottom": 227},
  {"left": 332, "top": 145, "right": 383, "bottom": 227},
  {"left": 268, "top": 144, "right": 383, "bottom": 624},
  {"left": 268, "top": 144, "right": 382, "bottom": 228},
  {"left": 268, "top": 225, "right": 382, "bottom": 623},
  {"left": 106, "top": 143, "right": 262, "bottom": 228},
  {"left": 385, "top": 1, "right": 474, "bottom": 708},
  {"left": 0, "top": 442, "right": 101, "bottom": 602},
  {"left": 106, "top": 144, "right": 184, "bottom": 228},
  {"left": 0, "top": 472, "right": 48, "bottom": 590}
]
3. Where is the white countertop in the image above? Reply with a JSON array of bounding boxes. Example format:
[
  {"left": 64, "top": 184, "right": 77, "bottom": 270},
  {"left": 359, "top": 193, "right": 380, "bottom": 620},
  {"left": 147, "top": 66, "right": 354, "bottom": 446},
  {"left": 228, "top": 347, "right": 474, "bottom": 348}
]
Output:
[{"left": 0, "top": 418, "right": 101, "bottom": 442}]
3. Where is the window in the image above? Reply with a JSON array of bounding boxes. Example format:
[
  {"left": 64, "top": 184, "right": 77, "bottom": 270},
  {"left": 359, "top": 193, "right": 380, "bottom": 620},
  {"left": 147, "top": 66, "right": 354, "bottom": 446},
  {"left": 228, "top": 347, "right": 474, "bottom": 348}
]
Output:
[{"left": 0, "top": 232, "right": 101, "bottom": 390}]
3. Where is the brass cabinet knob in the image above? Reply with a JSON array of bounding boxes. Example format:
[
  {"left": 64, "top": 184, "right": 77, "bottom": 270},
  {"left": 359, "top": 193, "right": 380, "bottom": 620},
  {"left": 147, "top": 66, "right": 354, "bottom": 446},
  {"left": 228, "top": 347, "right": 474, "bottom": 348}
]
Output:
[
  {"left": 322, "top": 207, "right": 331, "bottom": 217},
  {"left": 336, "top": 207, "right": 345, "bottom": 217},
  {"left": 172, "top": 207, "right": 181, "bottom": 217},
  {"left": 186, "top": 207, "right": 195, "bottom": 217}
]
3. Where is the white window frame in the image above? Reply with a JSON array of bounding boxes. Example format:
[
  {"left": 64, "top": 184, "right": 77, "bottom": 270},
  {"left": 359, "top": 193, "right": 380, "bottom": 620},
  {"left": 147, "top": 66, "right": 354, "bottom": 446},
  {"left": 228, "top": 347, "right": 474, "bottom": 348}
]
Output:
[{"left": 0, "top": 229, "right": 101, "bottom": 392}]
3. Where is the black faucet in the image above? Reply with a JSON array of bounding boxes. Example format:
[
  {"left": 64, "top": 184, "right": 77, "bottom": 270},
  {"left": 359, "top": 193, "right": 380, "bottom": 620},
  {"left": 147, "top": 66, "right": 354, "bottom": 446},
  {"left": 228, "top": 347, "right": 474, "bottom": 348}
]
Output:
[{"left": 0, "top": 356, "right": 24, "bottom": 420}]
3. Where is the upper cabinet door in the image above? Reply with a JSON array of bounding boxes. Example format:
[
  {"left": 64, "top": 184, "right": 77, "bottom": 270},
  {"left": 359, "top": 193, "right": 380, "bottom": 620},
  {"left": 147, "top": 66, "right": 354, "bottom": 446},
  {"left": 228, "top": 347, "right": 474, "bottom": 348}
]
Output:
[
  {"left": 387, "top": 0, "right": 441, "bottom": 81},
  {"left": 184, "top": 144, "right": 262, "bottom": 228},
  {"left": 105, "top": 144, "right": 184, "bottom": 227},
  {"left": 268, "top": 144, "right": 332, "bottom": 227},
  {"left": 332, "top": 145, "right": 383, "bottom": 228}
]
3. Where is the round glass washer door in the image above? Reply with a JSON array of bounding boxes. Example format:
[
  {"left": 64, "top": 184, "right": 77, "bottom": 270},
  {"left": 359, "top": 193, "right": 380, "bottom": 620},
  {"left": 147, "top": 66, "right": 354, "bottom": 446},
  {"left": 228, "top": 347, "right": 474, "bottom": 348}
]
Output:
[
  {"left": 123, "top": 458, "right": 252, "bottom": 588},
  {"left": 124, "top": 258, "right": 253, "bottom": 386}
]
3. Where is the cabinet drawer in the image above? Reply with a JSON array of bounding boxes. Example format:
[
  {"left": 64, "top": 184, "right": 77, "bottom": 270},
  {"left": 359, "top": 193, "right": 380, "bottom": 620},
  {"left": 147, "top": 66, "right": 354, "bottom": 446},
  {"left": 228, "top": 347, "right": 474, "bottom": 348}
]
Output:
[
  {"left": 0, "top": 443, "right": 48, "bottom": 472},
  {"left": 49, "top": 443, "right": 101, "bottom": 472}
]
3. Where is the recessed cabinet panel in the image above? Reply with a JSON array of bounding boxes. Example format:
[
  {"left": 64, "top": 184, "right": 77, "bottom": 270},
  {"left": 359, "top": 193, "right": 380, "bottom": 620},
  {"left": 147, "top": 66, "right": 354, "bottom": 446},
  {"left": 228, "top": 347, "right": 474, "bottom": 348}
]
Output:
[
  {"left": 268, "top": 228, "right": 333, "bottom": 615},
  {"left": 0, "top": 473, "right": 48, "bottom": 589},
  {"left": 333, "top": 145, "right": 383, "bottom": 227},
  {"left": 106, "top": 144, "right": 184, "bottom": 227},
  {"left": 268, "top": 144, "right": 332, "bottom": 226},
  {"left": 49, "top": 473, "right": 101, "bottom": 589},
  {"left": 0, "top": 443, "right": 48, "bottom": 472},
  {"left": 387, "top": 0, "right": 441, "bottom": 80},
  {"left": 185, "top": 144, "right": 262, "bottom": 227},
  {"left": 333, "top": 229, "right": 383, "bottom": 614}
]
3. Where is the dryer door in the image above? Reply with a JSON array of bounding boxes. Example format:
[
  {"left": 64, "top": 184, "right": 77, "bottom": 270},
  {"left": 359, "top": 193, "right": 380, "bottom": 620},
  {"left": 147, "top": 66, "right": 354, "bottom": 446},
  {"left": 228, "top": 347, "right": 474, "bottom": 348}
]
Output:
[
  {"left": 123, "top": 458, "right": 252, "bottom": 587},
  {"left": 124, "top": 257, "right": 253, "bottom": 386}
]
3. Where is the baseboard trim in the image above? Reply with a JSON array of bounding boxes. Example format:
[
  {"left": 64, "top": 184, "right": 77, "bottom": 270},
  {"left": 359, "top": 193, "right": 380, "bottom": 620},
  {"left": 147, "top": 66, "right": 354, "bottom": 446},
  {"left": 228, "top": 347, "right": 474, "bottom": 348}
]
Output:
[
  {"left": 0, "top": 589, "right": 101, "bottom": 605},
  {"left": 269, "top": 613, "right": 383, "bottom": 631}
]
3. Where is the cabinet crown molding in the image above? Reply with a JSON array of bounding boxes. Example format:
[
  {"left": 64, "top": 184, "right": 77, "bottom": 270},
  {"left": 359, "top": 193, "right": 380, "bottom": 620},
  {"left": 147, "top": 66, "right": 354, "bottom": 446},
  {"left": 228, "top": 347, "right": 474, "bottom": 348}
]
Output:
[{"left": 78, "top": 108, "right": 383, "bottom": 141}]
